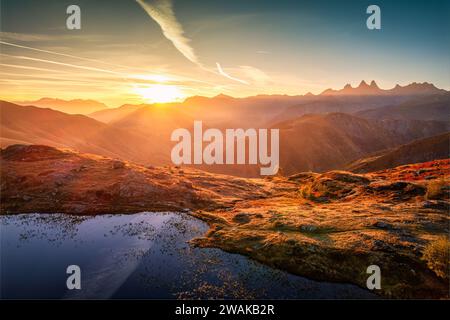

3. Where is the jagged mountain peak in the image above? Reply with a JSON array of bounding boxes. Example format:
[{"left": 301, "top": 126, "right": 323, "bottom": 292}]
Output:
[
  {"left": 358, "top": 80, "right": 369, "bottom": 87},
  {"left": 321, "top": 81, "right": 444, "bottom": 96},
  {"left": 214, "top": 93, "right": 234, "bottom": 99}
]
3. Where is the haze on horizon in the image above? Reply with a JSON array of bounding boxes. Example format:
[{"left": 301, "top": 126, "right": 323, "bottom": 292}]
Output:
[{"left": 0, "top": 0, "right": 449, "bottom": 107}]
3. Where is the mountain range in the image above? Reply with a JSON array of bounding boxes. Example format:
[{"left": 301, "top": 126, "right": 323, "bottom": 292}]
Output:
[
  {"left": 14, "top": 98, "right": 109, "bottom": 115},
  {"left": 15, "top": 81, "right": 446, "bottom": 118},
  {"left": 320, "top": 80, "right": 445, "bottom": 96},
  {"left": 2, "top": 81, "right": 449, "bottom": 176}
]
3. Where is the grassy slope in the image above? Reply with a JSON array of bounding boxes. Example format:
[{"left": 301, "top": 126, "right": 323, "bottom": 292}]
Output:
[{"left": 1, "top": 144, "right": 449, "bottom": 298}]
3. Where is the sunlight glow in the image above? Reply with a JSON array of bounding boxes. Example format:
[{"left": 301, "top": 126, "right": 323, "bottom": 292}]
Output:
[
  {"left": 133, "top": 84, "right": 185, "bottom": 103},
  {"left": 132, "top": 74, "right": 170, "bottom": 82}
]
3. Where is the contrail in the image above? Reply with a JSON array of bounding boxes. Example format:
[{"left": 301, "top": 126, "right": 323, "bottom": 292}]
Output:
[
  {"left": 0, "top": 40, "right": 133, "bottom": 70},
  {"left": 0, "top": 53, "right": 125, "bottom": 76},
  {"left": 0, "top": 40, "right": 215, "bottom": 86},
  {"left": 0, "top": 71, "right": 136, "bottom": 87},
  {"left": 3, "top": 15, "right": 252, "bottom": 86},
  {"left": 0, "top": 63, "right": 68, "bottom": 73}
]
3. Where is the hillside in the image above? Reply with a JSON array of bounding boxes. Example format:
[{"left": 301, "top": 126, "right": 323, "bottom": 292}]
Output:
[
  {"left": 0, "top": 144, "right": 268, "bottom": 214},
  {"left": 356, "top": 93, "right": 450, "bottom": 121},
  {"left": 88, "top": 103, "right": 146, "bottom": 123},
  {"left": 192, "top": 159, "right": 449, "bottom": 299},
  {"left": 1, "top": 144, "right": 448, "bottom": 299},
  {"left": 0, "top": 101, "right": 167, "bottom": 165},
  {"left": 273, "top": 113, "right": 448, "bottom": 174},
  {"left": 3, "top": 100, "right": 448, "bottom": 177},
  {"left": 347, "top": 132, "right": 450, "bottom": 173}
]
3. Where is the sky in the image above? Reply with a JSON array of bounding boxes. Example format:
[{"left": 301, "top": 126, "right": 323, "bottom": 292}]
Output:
[{"left": 0, "top": 0, "right": 449, "bottom": 107}]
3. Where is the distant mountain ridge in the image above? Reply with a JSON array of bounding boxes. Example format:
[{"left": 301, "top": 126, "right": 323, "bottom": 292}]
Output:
[
  {"left": 85, "top": 81, "right": 448, "bottom": 126},
  {"left": 88, "top": 103, "right": 147, "bottom": 123},
  {"left": 15, "top": 97, "right": 109, "bottom": 115},
  {"left": 2, "top": 80, "right": 449, "bottom": 177},
  {"left": 321, "top": 80, "right": 446, "bottom": 96},
  {"left": 13, "top": 81, "right": 448, "bottom": 120},
  {"left": 356, "top": 93, "right": 450, "bottom": 121}
]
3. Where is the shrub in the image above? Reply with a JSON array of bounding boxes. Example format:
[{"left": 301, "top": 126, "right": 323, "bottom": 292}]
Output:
[{"left": 422, "top": 237, "right": 450, "bottom": 279}]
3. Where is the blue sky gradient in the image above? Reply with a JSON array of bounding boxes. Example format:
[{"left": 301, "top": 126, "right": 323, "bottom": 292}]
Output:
[{"left": 1, "top": 0, "right": 449, "bottom": 104}]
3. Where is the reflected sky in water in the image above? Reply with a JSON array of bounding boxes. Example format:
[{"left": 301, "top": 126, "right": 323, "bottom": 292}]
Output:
[{"left": 1, "top": 212, "right": 377, "bottom": 299}]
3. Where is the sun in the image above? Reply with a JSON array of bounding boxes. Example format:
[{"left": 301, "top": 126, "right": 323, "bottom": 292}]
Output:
[{"left": 133, "top": 84, "right": 185, "bottom": 103}]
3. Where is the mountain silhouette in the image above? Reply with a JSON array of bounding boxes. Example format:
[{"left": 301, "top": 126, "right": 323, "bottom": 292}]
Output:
[
  {"left": 15, "top": 97, "right": 109, "bottom": 114},
  {"left": 320, "top": 81, "right": 445, "bottom": 96}
]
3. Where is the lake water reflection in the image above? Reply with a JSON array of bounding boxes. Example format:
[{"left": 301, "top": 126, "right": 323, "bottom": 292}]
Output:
[{"left": 1, "top": 212, "right": 377, "bottom": 299}]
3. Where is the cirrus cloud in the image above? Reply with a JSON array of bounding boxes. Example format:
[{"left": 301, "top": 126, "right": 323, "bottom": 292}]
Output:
[
  {"left": 136, "top": 0, "right": 254, "bottom": 85},
  {"left": 136, "top": 0, "right": 199, "bottom": 65}
]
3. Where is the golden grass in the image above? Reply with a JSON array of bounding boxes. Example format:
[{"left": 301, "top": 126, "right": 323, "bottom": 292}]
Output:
[
  {"left": 422, "top": 237, "right": 450, "bottom": 279},
  {"left": 426, "top": 179, "right": 449, "bottom": 200}
]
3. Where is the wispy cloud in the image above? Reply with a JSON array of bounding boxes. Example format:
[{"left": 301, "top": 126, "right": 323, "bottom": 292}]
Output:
[
  {"left": 136, "top": 0, "right": 199, "bottom": 65},
  {"left": 239, "top": 66, "right": 271, "bottom": 85},
  {"left": 216, "top": 63, "right": 249, "bottom": 85},
  {"left": 136, "top": 0, "right": 253, "bottom": 85}
]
